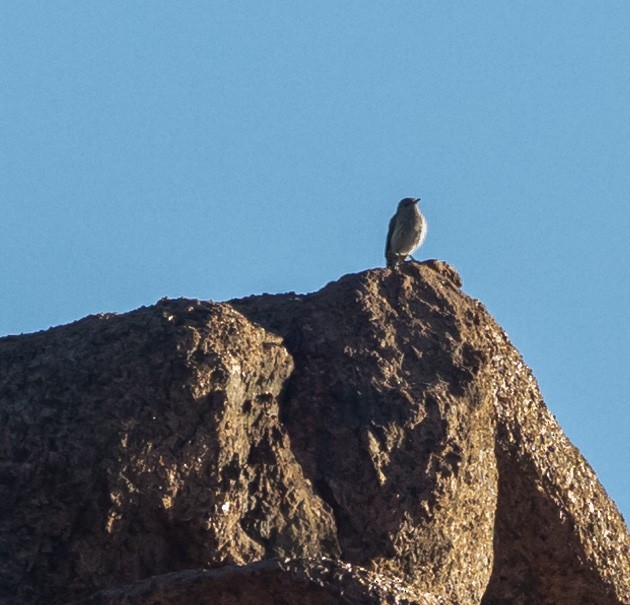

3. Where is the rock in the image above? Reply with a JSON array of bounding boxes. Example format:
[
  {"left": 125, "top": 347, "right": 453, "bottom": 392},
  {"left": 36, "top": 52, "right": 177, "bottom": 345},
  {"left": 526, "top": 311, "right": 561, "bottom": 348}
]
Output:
[
  {"left": 0, "top": 301, "right": 337, "bottom": 604},
  {"left": 69, "top": 559, "right": 455, "bottom": 605},
  {"left": 0, "top": 262, "right": 627, "bottom": 604}
]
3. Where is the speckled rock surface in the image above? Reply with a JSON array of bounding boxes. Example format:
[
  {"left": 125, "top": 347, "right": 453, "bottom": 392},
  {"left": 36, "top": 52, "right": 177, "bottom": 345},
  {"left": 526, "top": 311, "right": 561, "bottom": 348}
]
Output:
[
  {"left": 232, "top": 261, "right": 498, "bottom": 604},
  {"left": 0, "top": 302, "right": 337, "bottom": 604},
  {"left": 70, "top": 559, "right": 455, "bottom": 605},
  {"left": 0, "top": 261, "right": 627, "bottom": 604}
]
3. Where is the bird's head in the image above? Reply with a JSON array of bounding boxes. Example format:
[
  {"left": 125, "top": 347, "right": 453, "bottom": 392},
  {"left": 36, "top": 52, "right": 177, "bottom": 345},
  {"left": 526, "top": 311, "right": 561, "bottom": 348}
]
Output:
[{"left": 399, "top": 197, "right": 421, "bottom": 209}]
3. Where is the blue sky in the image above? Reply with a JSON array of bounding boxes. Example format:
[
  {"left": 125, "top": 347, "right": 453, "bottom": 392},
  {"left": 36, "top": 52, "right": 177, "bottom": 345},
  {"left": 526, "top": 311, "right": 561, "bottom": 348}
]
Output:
[{"left": 1, "top": 3, "right": 628, "bottom": 519}]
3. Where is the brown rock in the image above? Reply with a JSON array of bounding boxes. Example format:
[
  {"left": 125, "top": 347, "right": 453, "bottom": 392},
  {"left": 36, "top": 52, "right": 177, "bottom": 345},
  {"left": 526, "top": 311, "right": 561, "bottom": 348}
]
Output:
[
  {"left": 0, "top": 301, "right": 337, "bottom": 604},
  {"left": 0, "top": 261, "right": 627, "bottom": 604},
  {"left": 69, "top": 559, "right": 455, "bottom": 605}
]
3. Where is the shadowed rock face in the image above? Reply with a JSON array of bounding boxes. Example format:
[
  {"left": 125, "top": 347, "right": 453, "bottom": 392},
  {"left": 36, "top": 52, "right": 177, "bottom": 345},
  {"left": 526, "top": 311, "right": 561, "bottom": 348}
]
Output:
[{"left": 0, "top": 261, "right": 628, "bottom": 605}]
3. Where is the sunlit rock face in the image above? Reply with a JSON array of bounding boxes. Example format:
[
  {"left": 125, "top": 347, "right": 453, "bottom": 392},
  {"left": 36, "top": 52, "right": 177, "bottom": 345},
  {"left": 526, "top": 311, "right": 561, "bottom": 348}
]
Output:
[{"left": 0, "top": 261, "right": 628, "bottom": 604}]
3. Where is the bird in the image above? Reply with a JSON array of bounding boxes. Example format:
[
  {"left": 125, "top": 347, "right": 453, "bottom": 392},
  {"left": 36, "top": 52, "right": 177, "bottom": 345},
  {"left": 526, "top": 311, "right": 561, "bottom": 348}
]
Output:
[{"left": 385, "top": 197, "right": 427, "bottom": 268}]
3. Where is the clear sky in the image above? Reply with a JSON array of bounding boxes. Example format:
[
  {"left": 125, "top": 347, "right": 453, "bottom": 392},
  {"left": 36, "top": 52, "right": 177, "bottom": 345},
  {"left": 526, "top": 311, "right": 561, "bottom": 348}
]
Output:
[{"left": 1, "top": 3, "right": 628, "bottom": 520}]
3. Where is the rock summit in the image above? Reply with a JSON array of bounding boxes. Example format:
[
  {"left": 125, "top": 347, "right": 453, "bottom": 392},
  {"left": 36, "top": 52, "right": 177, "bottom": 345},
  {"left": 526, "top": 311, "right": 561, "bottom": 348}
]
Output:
[{"left": 0, "top": 261, "right": 628, "bottom": 604}]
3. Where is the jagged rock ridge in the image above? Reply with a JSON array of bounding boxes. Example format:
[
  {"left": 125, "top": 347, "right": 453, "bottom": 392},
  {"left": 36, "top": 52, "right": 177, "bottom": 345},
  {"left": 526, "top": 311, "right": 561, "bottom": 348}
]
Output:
[{"left": 0, "top": 261, "right": 627, "bottom": 604}]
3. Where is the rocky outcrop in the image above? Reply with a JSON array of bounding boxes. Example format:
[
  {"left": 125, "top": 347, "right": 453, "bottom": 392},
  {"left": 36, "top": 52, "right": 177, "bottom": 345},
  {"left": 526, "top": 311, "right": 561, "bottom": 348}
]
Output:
[{"left": 0, "top": 261, "right": 628, "bottom": 604}]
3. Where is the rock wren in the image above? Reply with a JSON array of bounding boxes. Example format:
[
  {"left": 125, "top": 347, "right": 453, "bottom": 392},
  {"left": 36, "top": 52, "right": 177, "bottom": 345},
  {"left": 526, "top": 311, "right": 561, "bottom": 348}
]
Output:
[{"left": 385, "top": 197, "right": 427, "bottom": 268}]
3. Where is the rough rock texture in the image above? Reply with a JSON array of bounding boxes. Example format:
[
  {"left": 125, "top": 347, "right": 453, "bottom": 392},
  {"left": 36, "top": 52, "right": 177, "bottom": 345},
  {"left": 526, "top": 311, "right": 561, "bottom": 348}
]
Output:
[
  {"left": 70, "top": 559, "right": 455, "bottom": 605},
  {"left": 0, "top": 261, "right": 628, "bottom": 604}
]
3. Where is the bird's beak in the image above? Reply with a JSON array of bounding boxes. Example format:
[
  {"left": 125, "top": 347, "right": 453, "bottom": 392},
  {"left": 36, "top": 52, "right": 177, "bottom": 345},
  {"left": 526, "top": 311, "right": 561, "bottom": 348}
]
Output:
[{"left": 415, "top": 198, "right": 421, "bottom": 203}]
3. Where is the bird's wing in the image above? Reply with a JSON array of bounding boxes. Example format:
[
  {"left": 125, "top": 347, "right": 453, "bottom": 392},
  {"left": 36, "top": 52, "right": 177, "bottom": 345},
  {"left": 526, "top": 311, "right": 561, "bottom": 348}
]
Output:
[{"left": 385, "top": 214, "right": 397, "bottom": 259}]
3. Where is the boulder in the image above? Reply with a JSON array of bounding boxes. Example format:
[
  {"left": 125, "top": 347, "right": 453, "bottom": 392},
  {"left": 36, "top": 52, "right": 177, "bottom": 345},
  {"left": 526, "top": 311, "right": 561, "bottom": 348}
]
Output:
[{"left": 0, "top": 262, "right": 627, "bottom": 604}]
